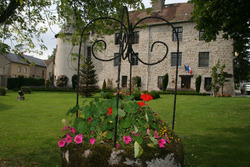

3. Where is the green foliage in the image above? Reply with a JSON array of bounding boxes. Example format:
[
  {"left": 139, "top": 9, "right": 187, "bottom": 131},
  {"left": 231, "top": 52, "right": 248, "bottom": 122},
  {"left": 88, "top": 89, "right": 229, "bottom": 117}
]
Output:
[
  {"left": 190, "top": 0, "right": 249, "bottom": 54},
  {"left": 21, "top": 86, "right": 31, "bottom": 94},
  {"left": 106, "top": 79, "right": 113, "bottom": 90},
  {"left": 100, "top": 91, "right": 115, "bottom": 99},
  {"left": 56, "top": 75, "right": 69, "bottom": 87},
  {"left": 211, "top": 60, "right": 229, "bottom": 96},
  {"left": 45, "top": 79, "right": 50, "bottom": 88},
  {"left": 0, "top": 87, "right": 7, "bottom": 96},
  {"left": 195, "top": 75, "right": 202, "bottom": 92},
  {"left": 162, "top": 73, "right": 169, "bottom": 91},
  {"left": 0, "top": 0, "right": 52, "bottom": 54},
  {"left": 48, "top": 48, "right": 56, "bottom": 61},
  {"left": 136, "top": 76, "right": 142, "bottom": 88},
  {"left": 190, "top": 0, "right": 250, "bottom": 83},
  {"left": 71, "top": 74, "right": 78, "bottom": 89},
  {"left": 102, "top": 79, "right": 106, "bottom": 90},
  {"left": 79, "top": 56, "right": 98, "bottom": 97},
  {"left": 7, "top": 77, "right": 45, "bottom": 89},
  {"left": 65, "top": 94, "right": 177, "bottom": 158},
  {"left": 148, "top": 92, "right": 160, "bottom": 99}
]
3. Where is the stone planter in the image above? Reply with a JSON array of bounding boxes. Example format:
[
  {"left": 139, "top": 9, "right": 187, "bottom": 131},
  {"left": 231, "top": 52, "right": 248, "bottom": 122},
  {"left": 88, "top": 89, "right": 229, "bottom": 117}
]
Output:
[{"left": 61, "top": 142, "right": 184, "bottom": 167}]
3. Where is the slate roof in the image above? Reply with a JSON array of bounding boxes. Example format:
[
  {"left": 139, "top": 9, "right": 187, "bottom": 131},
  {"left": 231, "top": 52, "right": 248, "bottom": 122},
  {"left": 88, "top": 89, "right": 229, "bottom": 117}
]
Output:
[
  {"left": 3, "top": 53, "right": 47, "bottom": 67},
  {"left": 129, "top": 3, "right": 194, "bottom": 25}
]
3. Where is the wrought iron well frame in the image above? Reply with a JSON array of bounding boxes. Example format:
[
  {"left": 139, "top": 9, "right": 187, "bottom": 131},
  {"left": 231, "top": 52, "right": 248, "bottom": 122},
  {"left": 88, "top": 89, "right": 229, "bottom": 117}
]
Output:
[{"left": 76, "top": 6, "right": 180, "bottom": 147}]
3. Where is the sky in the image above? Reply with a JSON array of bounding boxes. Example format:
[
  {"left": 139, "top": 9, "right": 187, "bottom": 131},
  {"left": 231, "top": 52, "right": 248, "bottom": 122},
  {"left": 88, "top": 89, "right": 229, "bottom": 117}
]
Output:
[{"left": 35, "top": 0, "right": 188, "bottom": 60}]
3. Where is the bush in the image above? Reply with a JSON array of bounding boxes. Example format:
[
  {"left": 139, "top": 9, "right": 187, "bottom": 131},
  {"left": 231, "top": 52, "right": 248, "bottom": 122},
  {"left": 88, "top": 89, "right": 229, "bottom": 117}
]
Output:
[
  {"left": 21, "top": 86, "right": 31, "bottom": 94},
  {"left": 136, "top": 76, "right": 141, "bottom": 88},
  {"left": 102, "top": 79, "right": 106, "bottom": 90},
  {"left": 132, "top": 93, "right": 141, "bottom": 100},
  {"left": 71, "top": 74, "right": 78, "bottom": 89},
  {"left": 45, "top": 80, "right": 50, "bottom": 88},
  {"left": 7, "top": 77, "right": 45, "bottom": 90},
  {"left": 148, "top": 92, "right": 160, "bottom": 99},
  {"left": 100, "top": 91, "right": 115, "bottom": 99},
  {"left": 0, "top": 87, "right": 7, "bottom": 96},
  {"left": 162, "top": 73, "right": 169, "bottom": 91},
  {"left": 196, "top": 75, "right": 202, "bottom": 92},
  {"left": 56, "top": 75, "right": 69, "bottom": 87}
]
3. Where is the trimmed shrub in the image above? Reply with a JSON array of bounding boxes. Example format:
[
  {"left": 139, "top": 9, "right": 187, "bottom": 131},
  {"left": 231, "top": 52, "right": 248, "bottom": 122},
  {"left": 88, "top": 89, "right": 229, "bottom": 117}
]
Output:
[
  {"left": 162, "top": 73, "right": 169, "bottom": 91},
  {"left": 136, "top": 76, "right": 141, "bottom": 88},
  {"left": 71, "top": 74, "right": 78, "bottom": 89},
  {"left": 45, "top": 80, "right": 50, "bottom": 88},
  {"left": 56, "top": 75, "right": 69, "bottom": 87},
  {"left": 102, "top": 79, "right": 106, "bottom": 90},
  {"left": 195, "top": 75, "right": 202, "bottom": 92},
  {"left": 148, "top": 92, "right": 160, "bottom": 99},
  {"left": 7, "top": 77, "right": 45, "bottom": 90},
  {"left": 0, "top": 87, "right": 7, "bottom": 96},
  {"left": 21, "top": 86, "right": 31, "bottom": 94}
]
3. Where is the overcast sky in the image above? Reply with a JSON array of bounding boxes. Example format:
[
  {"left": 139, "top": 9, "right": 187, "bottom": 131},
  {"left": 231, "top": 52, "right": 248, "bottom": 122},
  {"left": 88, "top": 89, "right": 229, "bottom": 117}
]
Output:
[{"left": 35, "top": 0, "right": 188, "bottom": 60}]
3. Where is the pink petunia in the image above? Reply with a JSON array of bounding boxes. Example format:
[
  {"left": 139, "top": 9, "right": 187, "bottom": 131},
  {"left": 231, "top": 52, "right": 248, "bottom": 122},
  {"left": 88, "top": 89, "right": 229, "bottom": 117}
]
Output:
[
  {"left": 158, "top": 138, "right": 166, "bottom": 148},
  {"left": 69, "top": 127, "right": 76, "bottom": 134},
  {"left": 116, "top": 143, "right": 120, "bottom": 148},
  {"left": 146, "top": 129, "right": 150, "bottom": 135},
  {"left": 123, "top": 136, "right": 132, "bottom": 144},
  {"left": 58, "top": 140, "right": 66, "bottom": 147},
  {"left": 154, "top": 131, "right": 160, "bottom": 139},
  {"left": 74, "top": 134, "right": 83, "bottom": 144},
  {"left": 88, "top": 117, "right": 93, "bottom": 123},
  {"left": 62, "top": 126, "right": 68, "bottom": 131},
  {"left": 90, "top": 138, "right": 96, "bottom": 145},
  {"left": 65, "top": 135, "right": 72, "bottom": 144}
]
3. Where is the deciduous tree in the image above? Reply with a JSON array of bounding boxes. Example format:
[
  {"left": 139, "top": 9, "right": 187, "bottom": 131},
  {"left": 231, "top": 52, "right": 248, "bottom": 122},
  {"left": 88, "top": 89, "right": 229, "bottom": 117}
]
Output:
[{"left": 190, "top": 0, "right": 250, "bottom": 83}]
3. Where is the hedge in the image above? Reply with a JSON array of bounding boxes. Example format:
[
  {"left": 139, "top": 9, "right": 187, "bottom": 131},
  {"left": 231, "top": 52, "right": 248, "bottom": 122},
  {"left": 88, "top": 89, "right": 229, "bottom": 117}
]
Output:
[{"left": 7, "top": 77, "right": 45, "bottom": 90}]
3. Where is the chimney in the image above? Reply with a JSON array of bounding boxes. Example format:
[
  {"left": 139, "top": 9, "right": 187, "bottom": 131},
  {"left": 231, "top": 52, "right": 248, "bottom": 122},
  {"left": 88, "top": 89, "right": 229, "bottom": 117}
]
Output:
[{"left": 152, "top": 0, "right": 165, "bottom": 11}]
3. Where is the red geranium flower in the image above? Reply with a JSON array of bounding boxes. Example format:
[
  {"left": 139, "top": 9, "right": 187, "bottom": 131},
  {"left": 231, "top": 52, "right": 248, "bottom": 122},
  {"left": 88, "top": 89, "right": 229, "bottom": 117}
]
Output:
[
  {"left": 140, "top": 93, "right": 153, "bottom": 102},
  {"left": 137, "top": 101, "right": 147, "bottom": 108},
  {"left": 107, "top": 107, "right": 112, "bottom": 116}
]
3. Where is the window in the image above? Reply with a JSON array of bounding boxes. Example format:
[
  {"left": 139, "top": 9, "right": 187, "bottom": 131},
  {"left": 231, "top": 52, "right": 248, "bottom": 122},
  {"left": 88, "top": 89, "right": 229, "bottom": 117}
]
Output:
[
  {"left": 173, "top": 27, "right": 183, "bottom": 41},
  {"left": 199, "top": 52, "right": 209, "bottom": 67},
  {"left": 114, "top": 53, "right": 120, "bottom": 66},
  {"left": 115, "top": 33, "right": 121, "bottom": 45},
  {"left": 42, "top": 70, "right": 45, "bottom": 77},
  {"left": 131, "top": 53, "right": 138, "bottom": 66},
  {"left": 17, "top": 66, "right": 21, "bottom": 73},
  {"left": 204, "top": 77, "right": 212, "bottom": 91},
  {"left": 158, "top": 76, "right": 163, "bottom": 88},
  {"left": 199, "top": 29, "right": 205, "bottom": 40},
  {"left": 132, "top": 31, "right": 139, "bottom": 44},
  {"left": 171, "top": 52, "right": 182, "bottom": 66},
  {"left": 24, "top": 67, "right": 27, "bottom": 73}
]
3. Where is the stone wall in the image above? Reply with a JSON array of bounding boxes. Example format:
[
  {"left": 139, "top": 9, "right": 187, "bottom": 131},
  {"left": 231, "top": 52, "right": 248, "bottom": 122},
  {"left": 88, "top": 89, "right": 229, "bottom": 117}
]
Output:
[
  {"left": 55, "top": 21, "right": 235, "bottom": 94},
  {"left": 92, "top": 22, "right": 234, "bottom": 94}
]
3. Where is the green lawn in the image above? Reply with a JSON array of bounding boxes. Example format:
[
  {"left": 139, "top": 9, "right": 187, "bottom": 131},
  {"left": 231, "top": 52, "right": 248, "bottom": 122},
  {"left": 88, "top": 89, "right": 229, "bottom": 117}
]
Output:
[{"left": 0, "top": 91, "right": 250, "bottom": 166}]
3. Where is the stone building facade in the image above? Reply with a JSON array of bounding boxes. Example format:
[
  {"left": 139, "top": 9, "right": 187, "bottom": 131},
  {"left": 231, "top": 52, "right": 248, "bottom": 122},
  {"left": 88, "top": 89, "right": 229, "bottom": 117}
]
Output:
[{"left": 54, "top": 1, "right": 235, "bottom": 94}]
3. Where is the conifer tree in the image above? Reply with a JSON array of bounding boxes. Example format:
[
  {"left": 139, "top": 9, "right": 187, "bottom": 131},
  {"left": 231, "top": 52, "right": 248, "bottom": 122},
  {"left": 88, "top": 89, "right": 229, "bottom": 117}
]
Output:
[{"left": 79, "top": 56, "right": 98, "bottom": 97}]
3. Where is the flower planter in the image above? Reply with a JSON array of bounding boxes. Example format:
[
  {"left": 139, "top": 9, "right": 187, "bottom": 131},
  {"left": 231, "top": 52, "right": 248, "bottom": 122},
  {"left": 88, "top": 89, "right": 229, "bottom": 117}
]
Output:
[{"left": 61, "top": 142, "right": 184, "bottom": 167}]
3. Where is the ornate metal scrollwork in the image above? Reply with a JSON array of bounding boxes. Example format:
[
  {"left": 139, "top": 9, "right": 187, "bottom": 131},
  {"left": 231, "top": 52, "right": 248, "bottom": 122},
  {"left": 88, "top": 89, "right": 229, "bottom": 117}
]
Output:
[{"left": 76, "top": 6, "right": 180, "bottom": 147}]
